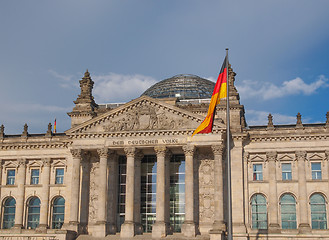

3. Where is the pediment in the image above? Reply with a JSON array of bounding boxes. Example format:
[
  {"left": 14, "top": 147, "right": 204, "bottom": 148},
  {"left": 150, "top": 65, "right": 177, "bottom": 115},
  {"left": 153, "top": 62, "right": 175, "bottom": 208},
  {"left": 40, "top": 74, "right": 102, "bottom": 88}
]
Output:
[
  {"left": 66, "top": 96, "right": 225, "bottom": 135},
  {"left": 249, "top": 155, "right": 265, "bottom": 162},
  {"left": 278, "top": 154, "right": 295, "bottom": 161},
  {"left": 308, "top": 153, "right": 324, "bottom": 161}
]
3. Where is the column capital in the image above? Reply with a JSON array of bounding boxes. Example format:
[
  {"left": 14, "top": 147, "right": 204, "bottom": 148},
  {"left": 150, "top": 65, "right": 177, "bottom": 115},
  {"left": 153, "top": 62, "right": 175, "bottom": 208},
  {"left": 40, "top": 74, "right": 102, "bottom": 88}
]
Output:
[
  {"left": 17, "top": 158, "right": 26, "bottom": 168},
  {"left": 182, "top": 145, "right": 195, "bottom": 157},
  {"left": 211, "top": 145, "right": 224, "bottom": 156},
  {"left": 70, "top": 149, "right": 82, "bottom": 159},
  {"left": 154, "top": 146, "right": 171, "bottom": 158},
  {"left": 124, "top": 147, "right": 136, "bottom": 157},
  {"left": 295, "top": 151, "right": 307, "bottom": 161},
  {"left": 97, "top": 148, "right": 110, "bottom": 158},
  {"left": 42, "top": 158, "right": 52, "bottom": 167},
  {"left": 266, "top": 151, "right": 277, "bottom": 162}
]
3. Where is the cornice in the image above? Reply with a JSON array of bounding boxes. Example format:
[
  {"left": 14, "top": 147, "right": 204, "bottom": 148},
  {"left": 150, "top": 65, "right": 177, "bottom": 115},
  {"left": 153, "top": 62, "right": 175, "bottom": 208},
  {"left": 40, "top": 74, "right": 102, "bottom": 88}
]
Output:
[
  {"left": 0, "top": 141, "right": 71, "bottom": 150},
  {"left": 68, "top": 129, "right": 224, "bottom": 139},
  {"left": 248, "top": 133, "right": 329, "bottom": 142}
]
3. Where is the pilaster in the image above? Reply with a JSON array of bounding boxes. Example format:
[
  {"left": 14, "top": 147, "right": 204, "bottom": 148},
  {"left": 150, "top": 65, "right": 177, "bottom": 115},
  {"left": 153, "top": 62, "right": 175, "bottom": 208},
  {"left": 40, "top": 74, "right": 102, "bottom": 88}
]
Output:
[
  {"left": 67, "top": 149, "right": 82, "bottom": 232},
  {"left": 37, "top": 158, "right": 51, "bottom": 232},
  {"left": 14, "top": 158, "right": 26, "bottom": 229},
  {"left": 296, "top": 151, "right": 311, "bottom": 233},
  {"left": 267, "top": 151, "right": 280, "bottom": 233},
  {"left": 181, "top": 145, "right": 198, "bottom": 237}
]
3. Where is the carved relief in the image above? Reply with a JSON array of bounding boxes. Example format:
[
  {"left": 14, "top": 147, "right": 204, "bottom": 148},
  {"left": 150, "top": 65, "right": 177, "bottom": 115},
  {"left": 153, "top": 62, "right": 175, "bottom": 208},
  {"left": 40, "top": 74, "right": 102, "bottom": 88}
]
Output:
[
  {"left": 88, "top": 159, "right": 99, "bottom": 223},
  {"left": 102, "top": 104, "right": 192, "bottom": 132},
  {"left": 199, "top": 159, "right": 215, "bottom": 223}
]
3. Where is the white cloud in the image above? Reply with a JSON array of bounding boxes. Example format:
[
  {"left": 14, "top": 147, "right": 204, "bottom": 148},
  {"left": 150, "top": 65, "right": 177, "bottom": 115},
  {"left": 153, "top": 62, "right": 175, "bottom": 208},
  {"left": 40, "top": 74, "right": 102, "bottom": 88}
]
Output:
[
  {"left": 0, "top": 102, "right": 71, "bottom": 113},
  {"left": 236, "top": 75, "right": 328, "bottom": 100},
  {"left": 92, "top": 73, "right": 158, "bottom": 103},
  {"left": 49, "top": 69, "right": 78, "bottom": 89},
  {"left": 246, "top": 110, "right": 311, "bottom": 126}
]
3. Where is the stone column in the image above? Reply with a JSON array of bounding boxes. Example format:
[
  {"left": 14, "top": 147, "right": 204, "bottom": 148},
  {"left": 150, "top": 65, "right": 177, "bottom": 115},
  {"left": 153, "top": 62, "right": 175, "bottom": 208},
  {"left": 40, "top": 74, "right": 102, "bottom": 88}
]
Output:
[
  {"left": 37, "top": 158, "right": 51, "bottom": 232},
  {"left": 152, "top": 146, "right": 171, "bottom": 238},
  {"left": 121, "top": 147, "right": 137, "bottom": 238},
  {"left": 107, "top": 151, "right": 119, "bottom": 234},
  {"left": 267, "top": 152, "right": 280, "bottom": 233},
  {"left": 68, "top": 149, "right": 82, "bottom": 231},
  {"left": 94, "top": 148, "right": 109, "bottom": 237},
  {"left": 209, "top": 145, "right": 226, "bottom": 237},
  {"left": 181, "top": 145, "right": 197, "bottom": 237},
  {"left": 296, "top": 151, "right": 311, "bottom": 232},
  {"left": 14, "top": 159, "right": 26, "bottom": 229}
]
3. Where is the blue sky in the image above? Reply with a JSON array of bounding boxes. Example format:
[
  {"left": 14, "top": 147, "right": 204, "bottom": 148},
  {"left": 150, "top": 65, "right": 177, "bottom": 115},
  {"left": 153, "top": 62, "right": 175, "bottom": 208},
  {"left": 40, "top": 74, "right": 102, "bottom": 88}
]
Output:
[{"left": 1, "top": 0, "right": 329, "bottom": 134}]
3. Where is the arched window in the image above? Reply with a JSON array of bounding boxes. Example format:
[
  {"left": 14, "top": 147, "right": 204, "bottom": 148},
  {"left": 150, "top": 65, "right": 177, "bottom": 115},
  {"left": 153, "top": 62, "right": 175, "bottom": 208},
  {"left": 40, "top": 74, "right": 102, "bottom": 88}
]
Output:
[
  {"left": 280, "top": 194, "right": 297, "bottom": 229},
  {"left": 251, "top": 194, "right": 267, "bottom": 229},
  {"left": 310, "top": 194, "right": 327, "bottom": 229},
  {"left": 2, "top": 197, "right": 16, "bottom": 229},
  {"left": 27, "top": 197, "right": 40, "bottom": 229},
  {"left": 52, "top": 197, "right": 65, "bottom": 229}
]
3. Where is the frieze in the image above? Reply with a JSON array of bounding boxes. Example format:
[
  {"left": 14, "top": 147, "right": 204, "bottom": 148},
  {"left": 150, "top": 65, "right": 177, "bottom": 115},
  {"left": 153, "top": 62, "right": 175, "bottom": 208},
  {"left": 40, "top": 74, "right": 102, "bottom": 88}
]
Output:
[
  {"left": 110, "top": 138, "right": 181, "bottom": 146},
  {"left": 102, "top": 105, "right": 193, "bottom": 132}
]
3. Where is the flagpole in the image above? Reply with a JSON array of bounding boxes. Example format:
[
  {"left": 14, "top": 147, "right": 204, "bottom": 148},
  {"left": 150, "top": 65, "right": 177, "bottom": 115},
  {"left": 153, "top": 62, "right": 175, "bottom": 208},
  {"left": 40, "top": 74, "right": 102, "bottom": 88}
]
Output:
[{"left": 225, "top": 48, "right": 233, "bottom": 240}]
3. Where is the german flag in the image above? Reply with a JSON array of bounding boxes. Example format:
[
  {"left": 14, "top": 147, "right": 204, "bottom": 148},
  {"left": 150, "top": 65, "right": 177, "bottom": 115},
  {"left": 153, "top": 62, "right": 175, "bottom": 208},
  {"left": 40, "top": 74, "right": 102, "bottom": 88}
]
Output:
[{"left": 192, "top": 56, "right": 228, "bottom": 136}]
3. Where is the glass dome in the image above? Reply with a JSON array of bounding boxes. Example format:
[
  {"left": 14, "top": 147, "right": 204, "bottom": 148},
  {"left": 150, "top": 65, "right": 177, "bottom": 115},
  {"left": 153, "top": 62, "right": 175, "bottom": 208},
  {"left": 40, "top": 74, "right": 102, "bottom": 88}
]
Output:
[{"left": 141, "top": 74, "right": 215, "bottom": 100}]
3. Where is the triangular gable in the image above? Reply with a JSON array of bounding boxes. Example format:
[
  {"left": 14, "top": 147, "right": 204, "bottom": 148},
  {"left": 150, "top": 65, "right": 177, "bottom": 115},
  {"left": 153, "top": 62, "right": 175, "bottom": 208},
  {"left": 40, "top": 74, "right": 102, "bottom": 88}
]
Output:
[
  {"left": 278, "top": 154, "right": 295, "bottom": 161},
  {"left": 249, "top": 155, "right": 265, "bottom": 162},
  {"left": 308, "top": 153, "right": 324, "bottom": 161},
  {"left": 66, "top": 96, "right": 225, "bottom": 135}
]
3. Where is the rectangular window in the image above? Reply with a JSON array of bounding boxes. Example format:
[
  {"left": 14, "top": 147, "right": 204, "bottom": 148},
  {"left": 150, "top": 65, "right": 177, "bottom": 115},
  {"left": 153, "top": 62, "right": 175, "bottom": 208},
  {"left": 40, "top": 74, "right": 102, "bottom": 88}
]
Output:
[
  {"left": 6, "top": 170, "right": 15, "bottom": 185},
  {"left": 253, "top": 164, "right": 263, "bottom": 181},
  {"left": 141, "top": 155, "right": 157, "bottom": 233},
  {"left": 31, "top": 169, "right": 40, "bottom": 185},
  {"left": 170, "top": 154, "right": 185, "bottom": 232},
  {"left": 282, "top": 163, "right": 292, "bottom": 180},
  {"left": 55, "top": 168, "right": 64, "bottom": 184},
  {"left": 312, "top": 163, "right": 322, "bottom": 180}
]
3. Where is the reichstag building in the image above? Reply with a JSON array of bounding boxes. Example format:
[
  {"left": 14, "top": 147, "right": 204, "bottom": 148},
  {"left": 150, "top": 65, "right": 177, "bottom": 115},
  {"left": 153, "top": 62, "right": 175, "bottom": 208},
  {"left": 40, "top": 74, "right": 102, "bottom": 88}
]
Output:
[{"left": 0, "top": 66, "right": 329, "bottom": 240}]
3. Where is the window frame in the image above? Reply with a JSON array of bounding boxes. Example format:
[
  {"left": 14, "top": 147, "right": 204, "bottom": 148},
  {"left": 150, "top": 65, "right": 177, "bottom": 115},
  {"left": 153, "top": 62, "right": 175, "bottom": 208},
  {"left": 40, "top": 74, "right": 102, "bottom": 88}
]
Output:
[
  {"left": 26, "top": 197, "right": 41, "bottom": 229},
  {"left": 251, "top": 194, "right": 268, "bottom": 229},
  {"left": 6, "top": 169, "right": 16, "bottom": 185},
  {"left": 51, "top": 196, "right": 65, "bottom": 229},
  {"left": 253, "top": 164, "right": 263, "bottom": 181},
  {"left": 55, "top": 168, "right": 65, "bottom": 184},
  {"left": 2, "top": 197, "right": 16, "bottom": 229},
  {"left": 280, "top": 193, "right": 297, "bottom": 229},
  {"left": 311, "top": 162, "right": 322, "bottom": 180},
  {"left": 281, "top": 163, "right": 292, "bottom": 181},
  {"left": 30, "top": 168, "right": 40, "bottom": 185},
  {"left": 310, "top": 193, "right": 327, "bottom": 229}
]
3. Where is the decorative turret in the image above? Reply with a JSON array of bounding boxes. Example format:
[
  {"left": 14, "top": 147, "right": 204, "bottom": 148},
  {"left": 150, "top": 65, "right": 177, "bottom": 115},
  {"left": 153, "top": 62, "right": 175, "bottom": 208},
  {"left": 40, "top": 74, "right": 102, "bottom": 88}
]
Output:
[
  {"left": 68, "top": 70, "right": 98, "bottom": 127},
  {"left": 46, "top": 123, "right": 52, "bottom": 137},
  {"left": 0, "top": 124, "right": 4, "bottom": 139},
  {"left": 296, "top": 112, "right": 303, "bottom": 129},
  {"left": 216, "top": 64, "right": 246, "bottom": 133},
  {"left": 267, "top": 113, "right": 274, "bottom": 130},
  {"left": 22, "top": 123, "right": 28, "bottom": 138}
]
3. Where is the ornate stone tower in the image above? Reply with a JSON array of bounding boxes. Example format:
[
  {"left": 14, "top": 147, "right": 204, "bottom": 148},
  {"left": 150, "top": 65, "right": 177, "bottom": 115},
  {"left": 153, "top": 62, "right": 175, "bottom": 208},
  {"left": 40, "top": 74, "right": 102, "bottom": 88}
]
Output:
[
  {"left": 216, "top": 64, "right": 246, "bottom": 132},
  {"left": 68, "top": 70, "right": 98, "bottom": 127}
]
